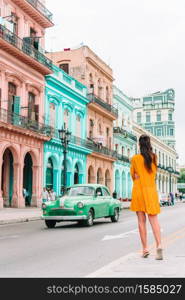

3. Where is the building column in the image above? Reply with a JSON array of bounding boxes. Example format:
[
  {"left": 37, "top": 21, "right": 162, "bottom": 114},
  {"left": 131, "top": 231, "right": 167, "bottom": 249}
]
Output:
[
  {"left": 53, "top": 169, "right": 59, "bottom": 194},
  {"left": 12, "top": 163, "right": 24, "bottom": 208},
  {"left": 0, "top": 158, "right": 3, "bottom": 209},
  {"left": 32, "top": 165, "right": 41, "bottom": 207},
  {"left": 79, "top": 173, "right": 84, "bottom": 184}
]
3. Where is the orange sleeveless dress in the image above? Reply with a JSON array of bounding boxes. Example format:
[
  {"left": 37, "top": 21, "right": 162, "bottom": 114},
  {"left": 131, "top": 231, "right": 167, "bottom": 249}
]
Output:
[{"left": 130, "top": 154, "right": 160, "bottom": 215}]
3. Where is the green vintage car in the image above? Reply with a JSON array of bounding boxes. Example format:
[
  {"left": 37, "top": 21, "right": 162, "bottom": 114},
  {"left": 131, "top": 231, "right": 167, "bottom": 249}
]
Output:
[{"left": 42, "top": 184, "right": 121, "bottom": 228}]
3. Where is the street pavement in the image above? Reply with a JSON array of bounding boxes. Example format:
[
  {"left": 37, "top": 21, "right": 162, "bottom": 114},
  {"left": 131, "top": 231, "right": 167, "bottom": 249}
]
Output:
[{"left": 0, "top": 202, "right": 185, "bottom": 278}]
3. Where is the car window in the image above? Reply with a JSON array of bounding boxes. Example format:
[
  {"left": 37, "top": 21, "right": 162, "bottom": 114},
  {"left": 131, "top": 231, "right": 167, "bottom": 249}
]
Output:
[
  {"left": 102, "top": 188, "right": 110, "bottom": 196},
  {"left": 66, "top": 186, "right": 95, "bottom": 196},
  {"left": 95, "top": 187, "right": 103, "bottom": 196}
]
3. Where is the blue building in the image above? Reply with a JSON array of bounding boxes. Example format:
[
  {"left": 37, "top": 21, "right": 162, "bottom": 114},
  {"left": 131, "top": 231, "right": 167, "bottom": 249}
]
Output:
[
  {"left": 44, "top": 65, "right": 92, "bottom": 195},
  {"left": 113, "top": 86, "right": 137, "bottom": 199}
]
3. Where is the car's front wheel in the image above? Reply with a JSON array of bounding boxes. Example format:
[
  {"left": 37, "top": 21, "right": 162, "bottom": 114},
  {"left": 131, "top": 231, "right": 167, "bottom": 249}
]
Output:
[
  {"left": 111, "top": 208, "right": 119, "bottom": 223},
  {"left": 84, "top": 209, "right": 94, "bottom": 227},
  {"left": 45, "top": 220, "right": 56, "bottom": 228}
]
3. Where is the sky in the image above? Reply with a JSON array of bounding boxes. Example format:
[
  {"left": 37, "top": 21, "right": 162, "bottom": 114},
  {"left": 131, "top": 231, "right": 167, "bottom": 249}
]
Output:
[{"left": 45, "top": 0, "right": 185, "bottom": 165}]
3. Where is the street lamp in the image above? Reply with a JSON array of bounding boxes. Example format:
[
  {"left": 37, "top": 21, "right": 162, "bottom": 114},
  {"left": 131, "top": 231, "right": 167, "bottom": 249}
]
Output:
[
  {"left": 166, "top": 166, "right": 173, "bottom": 193},
  {"left": 58, "top": 126, "right": 71, "bottom": 193}
]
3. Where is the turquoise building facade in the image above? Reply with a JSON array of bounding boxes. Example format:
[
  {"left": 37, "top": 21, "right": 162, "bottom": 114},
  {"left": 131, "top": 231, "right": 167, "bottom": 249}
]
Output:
[
  {"left": 113, "top": 86, "right": 137, "bottom": 199},
  {"left": 44, "top": 65, "right": 92, "bottom": 195}
]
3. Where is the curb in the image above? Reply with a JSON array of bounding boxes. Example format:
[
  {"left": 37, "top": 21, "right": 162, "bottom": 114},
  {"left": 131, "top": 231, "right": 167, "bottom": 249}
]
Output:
[{"left": 0, "top": 216, "right": 42, "bottom": 225}]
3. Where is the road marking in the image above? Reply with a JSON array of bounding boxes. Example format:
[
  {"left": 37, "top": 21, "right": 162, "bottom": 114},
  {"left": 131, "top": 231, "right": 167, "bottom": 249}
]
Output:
[
  {"left": 0, "top": 235, "right": 19, "bottom": 240},
  {"left": 102, "top": 228, "right": 163, "bottom": 241},
  {"left": 102, "top": 229, "right": 138, "bottom": 241}
]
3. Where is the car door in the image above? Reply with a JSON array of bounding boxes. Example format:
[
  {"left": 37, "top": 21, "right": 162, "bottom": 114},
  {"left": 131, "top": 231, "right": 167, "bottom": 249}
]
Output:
[
  {"left": 94, "top": 187, "right": 107, "bottom": 218},
  {"left": 102, "top": 187, "right": 112, "bottom": 216}
]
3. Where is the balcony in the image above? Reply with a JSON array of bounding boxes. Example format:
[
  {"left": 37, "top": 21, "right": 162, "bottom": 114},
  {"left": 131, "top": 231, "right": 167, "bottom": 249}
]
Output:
[
  {"left": 115, "top": 153, "right": 130, "bottom": 163},
  {"left": 0, "top": 24, "right": 53, "bottom": 75},
  {"left": 87, "top": 93, "right": 118, "bottom": 119},
  {"left": 11, "top": 0, "right": 53, "bottom": 28},
  {"left": 0, "top": 108, "right": 54, "bottom": 137},
  {"left": 113, "top": 127, "right": 137, "bottom": 142}
]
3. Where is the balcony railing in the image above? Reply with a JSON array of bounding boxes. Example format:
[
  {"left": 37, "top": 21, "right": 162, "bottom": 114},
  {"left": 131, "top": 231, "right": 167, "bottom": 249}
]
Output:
[
  {"left": 0, "top": 24, "right": 53, "bottom": 70},
  {"left": 0, "top": 108, "right": 54, "bottom": 136},
  {"left": 88, "top": 93, "right": 118, "bottom": 118},
  {"left": 113, "top": 127, "right": 137, "bottom": 142},
  {"left": 115, "top": 153, "right": 130, "bottom": 163},
  {"left": 26, "top": 0, "right": 53, "bottom": 21}
]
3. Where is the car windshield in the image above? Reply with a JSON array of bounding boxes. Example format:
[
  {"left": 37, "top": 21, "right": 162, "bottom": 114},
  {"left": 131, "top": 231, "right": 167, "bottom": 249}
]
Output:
[{"left": 66, "top": 186, "right": 95, "bottom": 197}]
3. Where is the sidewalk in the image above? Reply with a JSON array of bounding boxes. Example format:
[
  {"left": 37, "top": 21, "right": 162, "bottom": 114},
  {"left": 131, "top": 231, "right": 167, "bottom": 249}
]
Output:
[
  {"left": 0, "top": 201, "right": 130, "bottom": 225},
  {"left": 0, "top": 207, "right": 42, "bottom": 225}
]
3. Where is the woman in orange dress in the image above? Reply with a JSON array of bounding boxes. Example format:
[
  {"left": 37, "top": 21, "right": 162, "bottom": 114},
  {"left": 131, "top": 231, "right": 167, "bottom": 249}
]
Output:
[{"left": 130, "top": 134, "right": 163, "bottom": 260}]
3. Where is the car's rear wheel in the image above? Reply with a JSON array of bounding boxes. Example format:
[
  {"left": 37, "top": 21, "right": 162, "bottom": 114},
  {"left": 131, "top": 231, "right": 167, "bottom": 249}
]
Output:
[
  {"left": 111, "top": 208, "right": 119, "bottom": 223},
  {"left": 45, "top": 220, "right": 56, "bottom": 228},
  {"left": 84, "top": 209, "right": 94, "bottom": 227}
]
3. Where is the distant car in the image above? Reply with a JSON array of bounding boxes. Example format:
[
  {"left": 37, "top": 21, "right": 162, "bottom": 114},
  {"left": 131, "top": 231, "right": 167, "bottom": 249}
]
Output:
[
  {"left": 42, "top": 184, "right": 122, "bottom": 228},
  {"left": 159, "top": 193, "right": 171, "bottom": 206}
]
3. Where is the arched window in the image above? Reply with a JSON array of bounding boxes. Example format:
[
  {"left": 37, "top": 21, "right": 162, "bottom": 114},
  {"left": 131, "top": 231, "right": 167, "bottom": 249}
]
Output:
[
  {"left": 106, "top": 86, "right": 109, "bottom": 103},
  {"left": 49, "top": 103, "right": 56, "bottom": 128},
  {"left": 157, "top": 111, "right": 161, "bottom": 122},
  {"left": 98, "top": 79, "right": 102, "bottom": 98},
  {"left": 59, "top": 63, "right": 69, "bottom": 74},
  {"left": 89, "top": 73, "right": 94, "bottom": 93},
  {"left": 89, "top": 119, "right": 94, "bottom": 139},
  {"left": 76, "top": 114, "right": 81, "bottom": 137},
  {"left": 64, "top": 109, "right": 70, "bottom": 129},
  {"left": 127, "top": 148, "right": 130, "bottom": 158}
]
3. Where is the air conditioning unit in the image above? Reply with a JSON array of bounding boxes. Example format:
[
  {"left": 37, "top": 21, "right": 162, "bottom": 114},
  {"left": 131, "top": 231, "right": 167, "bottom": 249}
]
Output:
[{"left": 81, "top": 74, "right": 85, "bottom": 79}]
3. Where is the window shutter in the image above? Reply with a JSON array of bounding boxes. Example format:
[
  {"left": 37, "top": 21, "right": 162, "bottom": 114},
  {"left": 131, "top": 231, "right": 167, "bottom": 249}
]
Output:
[
  {"left": 13, "top": 96, "right": 20, "bottom": 125},
  {"left": 34, "top": 104, "right": 39, "bottom": 122}
]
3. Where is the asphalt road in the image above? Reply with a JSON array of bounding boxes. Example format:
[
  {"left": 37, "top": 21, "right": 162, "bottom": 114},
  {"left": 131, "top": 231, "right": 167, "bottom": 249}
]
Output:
[{"left": 0, "top": 202, "right": 185, "bottom": 277}]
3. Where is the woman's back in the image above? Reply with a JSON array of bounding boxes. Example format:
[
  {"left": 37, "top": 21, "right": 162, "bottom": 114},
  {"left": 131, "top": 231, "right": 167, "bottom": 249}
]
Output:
[{"left": 131, "top": 154, "right": 157, "bottom": 187}]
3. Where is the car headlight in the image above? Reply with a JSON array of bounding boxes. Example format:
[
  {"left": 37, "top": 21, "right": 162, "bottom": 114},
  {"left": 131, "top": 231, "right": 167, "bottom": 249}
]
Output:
[
  {"left": 77, "top": 202, "right": 84, "bottom": 208},
  {"left": 42, "top": 203, "right": 47, "bottom": 209}
]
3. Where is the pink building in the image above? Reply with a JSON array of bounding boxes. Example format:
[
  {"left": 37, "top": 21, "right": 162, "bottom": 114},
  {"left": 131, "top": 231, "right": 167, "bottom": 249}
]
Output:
[
  {"left": 0, "top": 0, "right": 53, "bottom": 208},
  {"left": 47, "top": 46, "right": 118, "bottom": 193}
]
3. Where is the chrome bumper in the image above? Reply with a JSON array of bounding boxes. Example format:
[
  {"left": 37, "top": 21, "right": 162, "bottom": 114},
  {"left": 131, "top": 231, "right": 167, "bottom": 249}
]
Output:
[{"left": 42, "top": 215, "right": 88, "bottom": 221}]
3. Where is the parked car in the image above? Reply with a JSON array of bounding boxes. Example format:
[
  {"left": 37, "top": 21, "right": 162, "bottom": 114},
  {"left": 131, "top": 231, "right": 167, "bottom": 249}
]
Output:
[
  {"left": 159, "top": 193, "right": 171, "bottom": 206},
  {"left": 42, "top": 184, "right": 122, "bottom": 228}
]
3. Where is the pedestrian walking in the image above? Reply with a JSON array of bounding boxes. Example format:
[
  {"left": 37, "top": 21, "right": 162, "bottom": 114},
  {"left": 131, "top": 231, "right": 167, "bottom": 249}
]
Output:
[
  {"left": 130, "top": 134, "right": 163, "bottom": 260},
  {"left": 42, "top": 187, "right": 49, "bottom": 203},
  {"left": 170, "top": 192, "right": 174, "bottom": 205},
  {"left": 50, "top": 189, "right": 56, "bottom": 201}
]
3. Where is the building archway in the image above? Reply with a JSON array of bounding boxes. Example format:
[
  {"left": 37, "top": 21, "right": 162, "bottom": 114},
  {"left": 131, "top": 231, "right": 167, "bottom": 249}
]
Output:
[
  {"left": 23, "top": 153, "right": 33, "bottom": 206},
  {"left": 115, "top": 170, "right": 120, "bottom": 198},
  {"left": 122, "top": 171, "right": 126, "bottom": 198},
  {"left": 105, "top": 169, "right": 111, "bottom": 191},
  {"left": 46, "top": 158, "right": 54, "bottom": 190},
  {"left": 127, "top": 173, "right": 132, "bottom": 199},
  {"left": 88, "top": 166, "right": 95, "bottom": 183},
  {"left": 1, "top": 149, "right": 14, "bottom": 207},
  {"left": 97, "top": 168, "right": 103, "bottom": 184},
  {"left": 74, "top": 163, "right": 79, "bottom": 184}
]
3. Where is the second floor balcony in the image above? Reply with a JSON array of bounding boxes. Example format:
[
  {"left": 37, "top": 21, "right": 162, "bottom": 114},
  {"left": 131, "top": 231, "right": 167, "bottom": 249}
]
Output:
[
  {"left": 88, "top": 93, "right": 118, "bottom": 120},
  {"left": 0, "top": 107, "right": 54, "bottom": 138},
  {"left": 12, "top": 0, "right": 53, "bottom": 28},
  {"left": 113, "top": 127, "right": 137, "bottom": 142},
  {"left": 0, "top": 24, "right": 53, "bottom": 75}
]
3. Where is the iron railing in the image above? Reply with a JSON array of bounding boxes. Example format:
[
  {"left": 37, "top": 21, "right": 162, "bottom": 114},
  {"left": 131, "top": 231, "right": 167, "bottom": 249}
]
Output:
[
  {"left": 113, "top": 127, "right": 137, "bottom": 142},
  {"left": 0, "top": 24, "right": 53, "bottom": 70},
  {"left": 114, "top": 153, "right": 130, "bottom": 163},
  {"left": 88, "top": 93, "right": 118, "bottom": 118},
  {"left": 0, "top": 108, "right": 54, "bottom": 136},
  {"left": 26, "top": 0, "right": 53, "bottom": 21}
]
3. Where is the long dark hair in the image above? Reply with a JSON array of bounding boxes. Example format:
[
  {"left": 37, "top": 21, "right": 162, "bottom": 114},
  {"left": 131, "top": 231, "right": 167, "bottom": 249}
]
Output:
[{"left": 139, "top": 134, "right": 157, "bottom": 172}]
